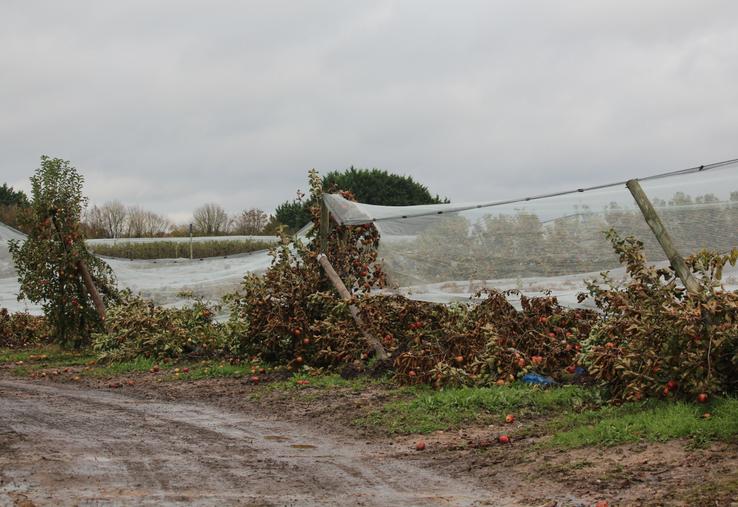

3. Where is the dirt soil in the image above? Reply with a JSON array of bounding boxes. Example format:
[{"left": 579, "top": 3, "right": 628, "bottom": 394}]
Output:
[{"left": 1, "top": 373, "right": 737, "bottom": 506}]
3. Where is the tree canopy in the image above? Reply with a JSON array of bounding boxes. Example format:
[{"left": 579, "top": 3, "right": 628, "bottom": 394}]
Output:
[
  {"left": 9, "top": 156, "right": 116, "bottom": 346},
  {"left": 322, "top": 167, "right": 446, "bottom": 206},
  {"left": 274, "top": 168, "right": 447, "bottom": 232},
  {"left": 0, "top": 183, "right": 29, "bottom": 207}
]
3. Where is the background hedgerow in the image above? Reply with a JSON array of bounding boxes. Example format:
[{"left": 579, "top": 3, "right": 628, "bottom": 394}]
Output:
[{"left": 88, "top": 239, "right": 272, "bottom": 260}]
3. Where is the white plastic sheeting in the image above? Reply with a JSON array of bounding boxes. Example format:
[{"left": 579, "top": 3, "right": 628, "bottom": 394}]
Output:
[
  {"left": 328, "top": 160, "right": 738, "bottom": 305},
  {"left": 0, "top": 224, "right": 276, "bottom": 314},
  {"left": 103, "top": 251, "right": 272, "bottom": 306}
]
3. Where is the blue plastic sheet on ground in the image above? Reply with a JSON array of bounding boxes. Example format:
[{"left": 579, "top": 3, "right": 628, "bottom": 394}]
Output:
[{"left": 520, "top": 372, "right": 557, "bottom": 386}]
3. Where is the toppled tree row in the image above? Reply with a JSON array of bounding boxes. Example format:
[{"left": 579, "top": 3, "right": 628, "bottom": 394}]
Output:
[
  {"left": 5, "top": 167, "right": 738, "bottom": 403},
  {"left": 0, "top": 308, "right": 49, "bottom": 349}
]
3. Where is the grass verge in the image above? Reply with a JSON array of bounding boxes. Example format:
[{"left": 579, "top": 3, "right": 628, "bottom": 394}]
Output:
[
  {"left": 547, "top": 397, "right": 738, "bottom": 448},
  {"left": 266, "top": 373, "right": 387, "bottom": 391},
  {"left": 357, "top": 384, "right": 603, "bottom": 434}
]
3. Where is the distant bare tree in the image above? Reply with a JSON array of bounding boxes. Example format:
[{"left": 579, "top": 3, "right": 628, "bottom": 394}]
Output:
[
  {"left": 193, "top": 203, "right": 230, "bottom": 235},
  {"left": 100, "top": 200, "right": 128, "bottom": 238},
  {"left": 233, "top": 208, "right": 269, "bottom": 235},
  {"left": 145, "top": 211, "right": 172, "bottom": 236},
  {"left": 127, "top": 206, "right": 171, "bottom": 237},
  {"left": 84, "top": 205, "right": 107, "bottom": 238},
  {"left": 127, "top": 206, "right": 147, "bottom": 237}
]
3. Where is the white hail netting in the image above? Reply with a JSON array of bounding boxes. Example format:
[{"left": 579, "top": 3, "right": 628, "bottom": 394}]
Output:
[
  {"left": 0, "top": 228, "right": 279, "bottom": 314},
  {"left": 325, "top": 161, "right": 738, "bottom": 306}
]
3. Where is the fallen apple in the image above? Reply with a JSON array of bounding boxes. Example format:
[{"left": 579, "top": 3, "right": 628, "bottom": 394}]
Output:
[
  {"left": 498, "top": 435, "right": 510, "bottom": 444},
  {"left": 505, "top": 414, "right": 515, "bottom": 424},
  {"left": 415, "top": 440, "right": 426, "bottom": 451}
]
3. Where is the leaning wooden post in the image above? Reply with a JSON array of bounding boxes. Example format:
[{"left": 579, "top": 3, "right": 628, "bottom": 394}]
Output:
[
  {"left": 626, "top": 179, "right": 701, "bottom": 295},
  {"left": 317, "top": 253, "right": 388, "bottom": 361},
  {"left": 77, "top": 260, "right": 106, "bottom": 322},
  {"left": 50, "top": 212, "right": 106, "bottom": 323},
  {"left": 319, "top": 198, "right": 329, "bottom": 254}
]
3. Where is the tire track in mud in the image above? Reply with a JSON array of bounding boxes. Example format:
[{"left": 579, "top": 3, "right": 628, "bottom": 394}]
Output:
[{"left": 0, "top": 380, "right": 508, "bottom": 506}]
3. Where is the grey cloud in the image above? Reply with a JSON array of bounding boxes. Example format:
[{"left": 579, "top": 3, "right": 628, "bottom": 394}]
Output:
[{"left": 1, "top": 0, "right": 737, "bottom": 222}]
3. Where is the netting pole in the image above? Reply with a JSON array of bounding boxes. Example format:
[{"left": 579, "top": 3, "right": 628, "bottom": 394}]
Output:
[
  {"left": 189, "top": 223, "right": 194, "bottom": 260},
  {"left": 319, "top": 198, "right": 329, "bottom": 253},
  {"left": 626, "top": 179, "right": 701, "bottom": 295},
  {"left": 317, "top": 253, "right": 388, "bottom": 361}
]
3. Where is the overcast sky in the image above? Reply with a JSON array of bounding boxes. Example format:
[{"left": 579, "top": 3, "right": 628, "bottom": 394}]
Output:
[{"left": 2, "top": 1, "right": 737, "bottom": 223}]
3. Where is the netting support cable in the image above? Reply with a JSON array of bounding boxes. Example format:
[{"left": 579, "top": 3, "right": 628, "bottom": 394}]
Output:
[{"left": 338, "top": 157, "right": 738, "bottom": 225}]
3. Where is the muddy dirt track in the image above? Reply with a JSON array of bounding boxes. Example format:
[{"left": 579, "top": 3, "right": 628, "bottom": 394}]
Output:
[{"left": 0, "top": 380, "right": 506, "bottom": 506}]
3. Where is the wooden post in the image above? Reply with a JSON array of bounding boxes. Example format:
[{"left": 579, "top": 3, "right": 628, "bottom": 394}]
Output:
[
  {"left": 77, "top": 260, "right": 106, "bottom": 322},
  {"left": 319, "top": 198, "right": 329, "bottom": 254},
  {"left": 317, "top": 253, "right": 388, "bottom": 361},
  {"left": 189, "top": 223, "right": 194, "bottom": 260},
  {"left": 49, "top": 212, "right": 106, "bottom": 323},
  {"left": 626, "top": 179, "right": 701, "bottom": 295}
]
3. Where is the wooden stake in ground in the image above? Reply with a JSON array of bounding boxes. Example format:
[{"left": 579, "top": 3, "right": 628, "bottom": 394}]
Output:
[
  {"left": 626, "top": 179, "right": 701, "bottom": 295},
  {"left": 76, "top": 260, "right": 106, "bottom": 322},
  {"left": 50, "top": 213, "right": 107, "bottom": 323},
  {"left": 317, "top": 253, "right": 388, "bottom": 361}
]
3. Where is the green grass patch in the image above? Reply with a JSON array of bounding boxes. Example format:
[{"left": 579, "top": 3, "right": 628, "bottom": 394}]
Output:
[
  {"left": 267, "top": 373, "right": 387, "bottom": 391},
  {"left": 357, "top": 384, "right": 603, "bottom": 434},
  {"left": 548, "top": 397, "right": 738, "bottom": 448},
  {"left": 171, "top": 362, "right": 254, "bottom": 381},
  {"left": 1, "top": 345, "right": 95, "bottom": 371},
  {"left": 81, "top": 356, "right": 159, "bottom": 377},
  {"left": 0, "top": 345, "right": 93, "bottom": 365},
  {"left": 1, "top": 345, "right": 94, "bottom": 377}
]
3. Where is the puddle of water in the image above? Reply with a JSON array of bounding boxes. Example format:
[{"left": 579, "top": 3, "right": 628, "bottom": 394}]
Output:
[
  {"left": 264, "top": 435, "right": 290, "bottom": 442},
  {"left": 290, "top": 444, "right": 317, "bottom": 449}
]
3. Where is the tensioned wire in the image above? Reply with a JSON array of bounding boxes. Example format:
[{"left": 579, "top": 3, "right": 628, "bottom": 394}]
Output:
[{"left": 333, "top": 157, "right": 738, "bottom": 224}]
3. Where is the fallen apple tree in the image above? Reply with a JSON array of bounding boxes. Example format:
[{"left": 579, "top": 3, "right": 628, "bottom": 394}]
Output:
[
  {"left": 9, "top": 156, "right": 117, "bottom": 347},
  {"left": 85, "top": 167, "right": 738, "bottom": 402}
]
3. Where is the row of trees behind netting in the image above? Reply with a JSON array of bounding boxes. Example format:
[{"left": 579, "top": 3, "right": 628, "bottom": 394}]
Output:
[
  {"left": 336, "top": 163, "right": 738, "bottom": 290},
  {"left": 381, "top": 194, "right": 738, "bottom": 286}
]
